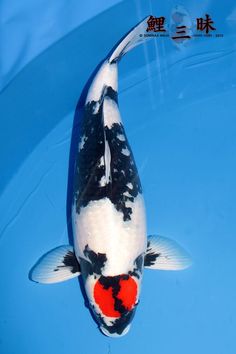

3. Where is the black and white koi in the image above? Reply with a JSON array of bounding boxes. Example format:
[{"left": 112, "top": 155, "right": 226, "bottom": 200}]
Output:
[{"left": 30, "top": 16, "right": 191, "bottom": 338}]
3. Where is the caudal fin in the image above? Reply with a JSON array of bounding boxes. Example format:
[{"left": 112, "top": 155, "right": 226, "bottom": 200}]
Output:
[{"left": 108, "top": 16, "right": 151, "bottom": 63}]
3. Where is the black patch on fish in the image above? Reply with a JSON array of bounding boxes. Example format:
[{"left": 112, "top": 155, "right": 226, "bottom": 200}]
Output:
[
  {"left": 144, "top": 252, "right": 160, "bottom": 267},
  {"left": 144, "top": 241, "right": 161, "bottom": 267},
  {"left": 84, "top": 245, "right": 107, "bottom": 275},
  {"left": 79, "top": 258, "right": 93, "bottom": 277},
  {"left": 106, "top": 86, "right": 118, "bottom": 103},
  {"left": 73, "top": 99, "right": 107, "bottom": 209},
  {"left": 104, "top": 123, "right": 142, "bottom": 221},
  {"left": 54, "top": 250, "right": 81, "bottom": 274},
  {"left": 135, "top": 254, "right": 144, "bottom": 272},
  {"left": 73, "top": 85, "right": 142, "bottom": 222},
  {"left": 98, "top": 307, "right": 136, "bottom": 336},
  {"left": 129, "top": 254, "right": 144, "bottom": 279},
  {"left": 79, "top": 244, "right": 107, "bottom": 279}
]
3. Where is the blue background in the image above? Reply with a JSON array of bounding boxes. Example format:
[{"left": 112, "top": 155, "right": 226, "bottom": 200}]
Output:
[{"left": 1, "top": 1, "right": 236, "bottom": 353}]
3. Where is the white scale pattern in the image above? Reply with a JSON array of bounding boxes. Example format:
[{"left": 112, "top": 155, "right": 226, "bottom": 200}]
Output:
[{"left": 72, "top": 194, "right": 147, "bottom": 277}]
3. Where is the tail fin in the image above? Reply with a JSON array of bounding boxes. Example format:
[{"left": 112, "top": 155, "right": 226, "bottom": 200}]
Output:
[{"left": 108, "top": 16, "right": 151, "bottom": 63}]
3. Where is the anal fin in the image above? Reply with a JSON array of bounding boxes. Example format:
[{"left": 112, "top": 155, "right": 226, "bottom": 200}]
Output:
[
  {"left": 30, "top": 245, "right": 81, "bottom": 284},
  {"left": 144, "top": 235, "right": 192, "bottom": 270}
]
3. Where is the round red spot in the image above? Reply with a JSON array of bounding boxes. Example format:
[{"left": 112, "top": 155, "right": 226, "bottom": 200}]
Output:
[
  {"left": 93, "top": 275, "right": 138, "bottom": 318},
  {"left": 94, "top": 281, "right": 120, "bottom": 318},
  {"left": 117, "top": 277, "right": 137, "bottom": 311}
]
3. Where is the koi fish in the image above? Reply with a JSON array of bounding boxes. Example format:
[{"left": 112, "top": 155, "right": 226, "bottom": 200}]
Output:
[{"left": 30, "top": 16, "right": 191, "bottom": 337}]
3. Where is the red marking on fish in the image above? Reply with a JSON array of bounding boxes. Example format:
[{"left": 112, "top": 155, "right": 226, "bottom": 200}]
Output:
[
  {"left": 94, "top": 275, "right": 137, "bottom": 318},
  {"left": 94, "top": 281, "right": 120, "bottom": 318},
  {"left": 117, "top": 277, "right": 137, "bottom": 311}
]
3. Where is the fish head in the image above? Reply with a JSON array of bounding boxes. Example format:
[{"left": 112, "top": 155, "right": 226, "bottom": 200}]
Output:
[{"left": 87, "top": 273, "right": 141, "bottom": 337}]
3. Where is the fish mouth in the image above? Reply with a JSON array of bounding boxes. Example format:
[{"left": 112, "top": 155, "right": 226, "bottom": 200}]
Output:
[{"left": 100, "top": 324, "right": 131, "bottom": 338}]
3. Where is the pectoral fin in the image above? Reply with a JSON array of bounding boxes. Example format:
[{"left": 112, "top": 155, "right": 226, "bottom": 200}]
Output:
[
  {"left": 144, "top": 235, "right": 192, "bottom": 270},
  {"left": 30, "top": 245, "right": 81, "bottom": 284}
]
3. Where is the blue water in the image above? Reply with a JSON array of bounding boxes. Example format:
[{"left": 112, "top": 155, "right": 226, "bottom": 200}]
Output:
[{"left": 1, "top": 1, "right": 236, "bottom": 353}]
